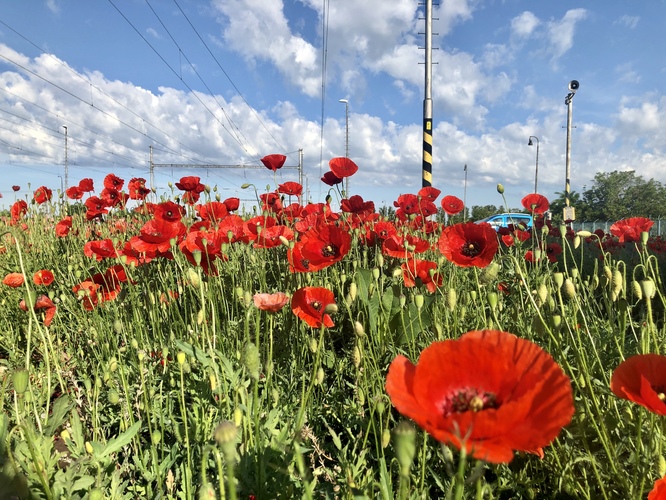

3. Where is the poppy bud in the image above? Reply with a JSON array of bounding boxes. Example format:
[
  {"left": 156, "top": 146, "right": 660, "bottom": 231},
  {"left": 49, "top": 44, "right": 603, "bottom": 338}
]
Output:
[
  {"left": 309, "top": 337, "right": 318, "bottom": 353},
  {"left": 352, "top": 346, "right": 361, "bottom": 368},
  {"left": 399, "top": 294, "right": 406, "bottom": 308},
  {"left": 603, "top": 266, "right": 613, "bottom": 282},
  {"left": 496, "top": 184, "right": 504, "bottom": 194},
  {"left": 536, "top": 283, "right": 548, "bottom": 305},
  {"left": 243, "top": 342, "right": 261, "bottom": 381},
  {"left": 552, "top": 315, "right": 562, "bottom": 331},
  {"left": 392, "top": 267, "right": 403, "bottom": 278},
  {"left": 377, "top": 254, "right": 384, "bottom": 268},
  {"left": 577, "top": 230, "right": 592, "bottom": 238},
  {"left": 381, "top": 428, "right": 391, "bottom": 449},
  {"left": 559, "top": 225, "right": 567, "bottom": 238},
  {"left": 315, "top": 367, "right": 325, "bottom": 385},
  {"left": 631, "top": 280, "right": 642, "bottom": 300},
  {"left": 85, "top": 441, "right": 94, "bottom": 454},
  {"left": 641, "top": 279, "right": 656, "bottom": 299},
  {"left": 177, "top": 352, "right": 186, "bottom": 365},
  {"left": 660, "top": 455, "right": 666, "bottom": 477},
  {"left": 446, "top": 288, "right": 456, "bottom": 311},
  {"left": 108, "top": 389, "right": 120, "bottom": 405},
  {"left": 487, "top": 291, "right": 498, "bottom": 310},
  {"left": 213, "top": 421, "right": 238, "bottom": 462},
  {"left": 372, "top": 268, "right": 380, "bottom": 280},
  {"left": 354, "top": 321, "right": 365, "bottom": 338},
  {"left": 199, "top": 483, "right": 216, "bottom": 500},
  {"left": 573, "top": 235, "right": 581, "bottom": 249},
  {"left": 553, "top": 273, "right": 564, "bottom": 288},
  {"left": 563, "top": 279, "right": 576, "bottom": 300},
  {"left": 234, "top": 408, "right": 243, "bottom": 427},
  {"left": 414, "top": 294, "right": 424, "bottom": 310},
  {"left": 241, "top": 183, "right": 251, "bottom": 189},
  {"left": 209, "top": 372, "right": 218, "bottom": 392},
  {"left": 348, "top": 282, "right": 357, "bottom": 302},
  {"left": 641, "top": 231, "right": 650, "bottom": 246},
  {"left": 479, "top": 262, "right": 499, "bottom": 285},
  {"left": 13, "top": 369, "right": 29, "bottom": 395},
  {"left": 394, "top": 421, "right": 416, "bottom": 478}
]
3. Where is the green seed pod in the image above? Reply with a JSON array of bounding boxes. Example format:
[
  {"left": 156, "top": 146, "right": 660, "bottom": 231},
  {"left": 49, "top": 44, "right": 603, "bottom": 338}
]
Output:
[
  {"left": 372, "top": 268, "right": 380, "bottom": 280},
  {"left": 377, "top": 253, "right": 384, "bottom": 268},
  {"left": 559, "top": 225, "right": 567, "bottom": 238},
  {"left": 309, "top": 337, "right": 318, "bottom": 353},
  {"left": 108, "top": 358, "right": 118, "bottom": 372},
  {"left": 642, "top": 231, "right": 650, "bottom": 246},
  {"left": 552, "top": 315, "right": 562, "bottom": 331},
  {"left": 243, "top": 343, "right": 261, "bottom": 381},
  {"left": 414, "top": 294, "right": 424, "bottom": 310},
  {"left": 89, "top": 489, "right": 104, "bottom": 500},
  {"left": 315, "top": 367, "right": 325, "bottom": 385},
  {"left": 399, "top": 294, "right": 406, "bottom": 308}
]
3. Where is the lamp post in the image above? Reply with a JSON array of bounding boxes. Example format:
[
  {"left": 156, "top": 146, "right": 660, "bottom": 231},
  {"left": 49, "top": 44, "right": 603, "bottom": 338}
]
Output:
[
  {"left": 528, "top": 136, "right": 539, "bottom": 193},
  {"left": 339, "top": 99, "right": 349, "bottom": 195}
]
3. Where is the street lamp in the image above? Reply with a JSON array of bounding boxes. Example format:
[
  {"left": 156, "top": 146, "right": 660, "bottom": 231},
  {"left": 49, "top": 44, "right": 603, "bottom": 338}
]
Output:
[
  {"left": 528, "top": 136, "right": 539, "bottom": 193},
  {"left": 339, "top": 98, "right": 349, "bottom": 195}
]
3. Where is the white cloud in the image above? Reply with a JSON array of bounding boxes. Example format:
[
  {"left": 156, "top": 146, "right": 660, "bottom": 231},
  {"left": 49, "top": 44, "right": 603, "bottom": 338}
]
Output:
[
  {"left": 46, "top": 0, "right": 60, "bottom": 14},
  {"left": 614, "top": 15, "right": 639, "bottom": 29},
  {"left": 146, "top": 27, "right": 161, "bottom": 39},
  {"left": 511, "top": 11, "right": 540, "bottom": 39},
  {"left": 546, "top": 8, "right": 588, "bottom": 63}
]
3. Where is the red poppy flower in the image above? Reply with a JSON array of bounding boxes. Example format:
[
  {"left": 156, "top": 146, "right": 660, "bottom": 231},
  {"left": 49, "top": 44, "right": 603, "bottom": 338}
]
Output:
[
  {"left": 329, "top": 157, "right": 358, "bottom": 178},
  {"left": 441, "top": 195, "right": 464, "bottom": 216},
  {"left": 649, "top": 476, "right": 666, "bottom": 500},
  {"left": 382, "top": 234, "right": 430, "bottom": 260},
  {"left": 244, "top": 216, "right": 277, "bottom": 243},
  {"left": 402, "top": 259, "right": 442, "bottom": 293},
  {"left": 341, "top": 195, "right": 375, "bottom": 215},
  {"left": 78, "top": 178, "right": 94, "bottom": 192},
  {"left": 288, "top": 223, "right": 351, "bottom": 272},
  {"left": 84, "top": 196, "right": 109, "bottom": 220},
  {"left": 254, "top": 225, "right": 294, "bottom": 249},
  {"left": 10, "top": 200, "right": 28, "bottom": 221},
  {"left": 12, "top": 185, "right": 20, "bottom": 192},
  {"left": 223, "top": 197, "right": 240, "bottom": 212},
  {"left": 394, "top": 194, "right": 420, "bottom": 214},
  {"left": 176, "top": 176, "right": 205, "bottom": 193},
  {"left": 545, "top": 242, "right": 562, "bottom": 263},
  {"left": 610, "top": 217, "right": 654, "bottom": 243},
  {"left": 55, "top": 216, "right": 73, "bottom": 237},
  {"left": 418, "top": 186, "right": 441, "bottom": 203},
  {"left": 260, "top": 192, "right": 283, "bottom": 213},
  {"left": 321, "top": 171, "right": 343, "bottom": 186},
  {"left": 100, "top": 188, "right": 128, "bottom": 208},
  {"left": 33, "top": 269, "right": 54, "bottom": 286},
  {"left": 196, "top": 202, "right": 229, "bottom": 223},
  {"left": 104, "top": 173, "right": 124, "bottom": 191},
  {"left": 438, "top": 222, "right": 498, "bottom": 268},
  {"left": 73, "top": 280, "right": 101, "bottom": 311},
  {"left": 130, "top": 218, "right": 186, "bottom": 255},
  {"left": 128, "top": 177, "right": 151, "bottom": 200},
  {"left": 261, "top": 154, "right": 287, "bottom": 171},
  {"left": 19, "top": 294, "right": 57, "bottom": 326},
  {"left": 179, "top": 229, "right": 225, "bottom": 275},
  {"left": 154, "top": 201, "right": 185, "bottom": 223},
  {"left": 385, "top": 330, "right": 574, "bottom": 464},
  {"left": 611, "top": 354, "right": 666, "bottom": 416},
  {"left": 521, "top": 194, "right": 550, "bottom": 215},
  {"left": 278, "top": 182, "right": 303, "bottom": 197},
  {"left": 66, "top": 186, "right": 84, "bottom": 200},
  {"left": 373, "top": 221, "right": 398, "bottom": 241},
  {"left": 34, "top": 186, "right": 52, "bottom": 204},
  {"left": 3, "top": 272, "right": 25, "bottom": 288},
  {"left": 218, "top": 215, "right": 246, "bottom": 244},
  {"left": 84, "top": 239, "right": 119, "bottom": 261},
  {"left": 291, "top": 287, "right": 335, "bottom": 328},
  {"left": 253, "top": 292, "right": 289, "bottom": 313}
]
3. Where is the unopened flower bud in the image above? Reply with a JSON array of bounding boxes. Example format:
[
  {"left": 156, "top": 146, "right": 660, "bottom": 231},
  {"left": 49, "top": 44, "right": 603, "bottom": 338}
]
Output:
[
  {"left": 563, "top": 279, "right": 576, "bottom": 300},
  {"left": 13, "top": 369, "right": 29, "bottom": 395},
  {"left": 243, "top": 342, "right": 261, "bottom": 381},
  {"left": 641, "top": 279, "right": 656, "bottom": 299},
  {"left": 394, "top": 421, "right": 416, "bottom": 478},
  {"left": 354, "top": 321, "right": 365, "bottom": 338},
  {"left": 446, "top": 288, "right": 457, "bottom": 311},
  {"left": 631, "top": 280, "right": 642, "bottom": 300},
  {"left": 496, "top": 183, "right": 504, "bottom": 194},
  {"left": 177, "top": 352, "right": 186, "bottom": 365}
]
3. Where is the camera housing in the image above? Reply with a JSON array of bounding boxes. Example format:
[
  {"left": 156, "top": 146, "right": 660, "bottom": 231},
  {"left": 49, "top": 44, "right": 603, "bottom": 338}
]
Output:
[{"left": 568, "top": 80, "right": 580, "bottom": 92}]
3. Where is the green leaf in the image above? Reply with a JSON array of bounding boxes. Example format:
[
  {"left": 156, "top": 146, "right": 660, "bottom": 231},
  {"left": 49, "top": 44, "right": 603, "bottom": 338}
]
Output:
[
  {"left": 100, "top": 421, "right": 141, "bottom": 458},
  {"left": 44, "top": 396, "right": 73, "bottom": 437},
  {"left": 71, "top": 475, "right": 96, "bottom": 492}
]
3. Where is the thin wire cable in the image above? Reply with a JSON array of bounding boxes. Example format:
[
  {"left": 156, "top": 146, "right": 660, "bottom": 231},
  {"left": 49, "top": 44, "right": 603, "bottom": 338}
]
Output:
[
  {"left": 318, "top": 0, "right": 331, "bottom": 198},
  {"left": 108, "top": 0, "right": 253, "bottom": 158},
  {"left": 171, "top": 0, "right": 291, "bottom": 159}
]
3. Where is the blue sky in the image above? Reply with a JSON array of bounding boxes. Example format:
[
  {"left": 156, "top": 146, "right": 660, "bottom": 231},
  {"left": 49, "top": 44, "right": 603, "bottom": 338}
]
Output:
[{"left": 0, "top": 0, "right": 665, "bottom": 215}]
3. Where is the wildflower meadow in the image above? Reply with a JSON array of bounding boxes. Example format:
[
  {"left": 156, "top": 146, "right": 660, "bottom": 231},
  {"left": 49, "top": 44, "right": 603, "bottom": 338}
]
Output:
[{"left": 2, "top": 155, "right": 666, "bottom": 499}]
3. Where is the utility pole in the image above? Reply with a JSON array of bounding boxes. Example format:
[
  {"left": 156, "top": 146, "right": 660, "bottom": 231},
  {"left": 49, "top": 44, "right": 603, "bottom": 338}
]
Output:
[
  {"left": 421, "top": 0, "right": 433, "bottom": 187},
  {"left": 564, "top": 80, "right": 579, "bottom": 222},
  {"left": 63, "top": 125, "right": 68, "bottom": 192}
]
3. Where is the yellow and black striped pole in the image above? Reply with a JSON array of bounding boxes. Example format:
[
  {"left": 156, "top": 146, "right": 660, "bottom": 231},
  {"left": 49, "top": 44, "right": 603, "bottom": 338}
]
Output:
[
  {"left": 422, "top": 0, "right": 433, "bottom": 188},
  {"left": 422, "top": 113, "right": 432, "bottom": 187}
]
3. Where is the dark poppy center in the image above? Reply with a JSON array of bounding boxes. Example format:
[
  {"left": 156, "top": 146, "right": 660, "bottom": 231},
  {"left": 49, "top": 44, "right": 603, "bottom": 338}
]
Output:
[
  {"left": 310, "top": 300, "right": 322, "bottom": 311},
  {"left": 441, "top": 387, "right": 499, "bottom": 417},
  {"left": 462, "top": 241, "right": 481, "bottom": 257},
  {"left": 321, "top": 244, "right": 338, "bottom": 257}
]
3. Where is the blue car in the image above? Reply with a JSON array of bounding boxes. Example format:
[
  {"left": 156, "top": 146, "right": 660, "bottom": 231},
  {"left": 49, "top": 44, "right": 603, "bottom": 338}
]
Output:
[{"left": 476, "top": 213, "right": 533, "bottom": 231}]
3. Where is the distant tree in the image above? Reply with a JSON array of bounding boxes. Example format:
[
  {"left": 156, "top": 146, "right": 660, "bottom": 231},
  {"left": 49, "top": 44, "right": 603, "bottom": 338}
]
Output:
[
  {"left": 470, "top": 205, "right": 502, "bottom": 221},
  {"left": 582, "top": 171, "right": 666, "bottom": 221},
  {"left": 379, "top": 205, "right": 396, "bottom": 220}
]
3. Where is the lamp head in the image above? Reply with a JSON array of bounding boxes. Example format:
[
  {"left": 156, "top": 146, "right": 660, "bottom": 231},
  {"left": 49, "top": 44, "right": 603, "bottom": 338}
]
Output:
[{"left": 528, "top": 138, "right": 533, "bottom": 146}]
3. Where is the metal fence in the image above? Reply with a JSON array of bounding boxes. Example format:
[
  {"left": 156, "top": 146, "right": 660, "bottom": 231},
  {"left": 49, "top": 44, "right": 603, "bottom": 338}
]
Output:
[{"left": 572, "top": 220, "right": 666, "bottom": 237}]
